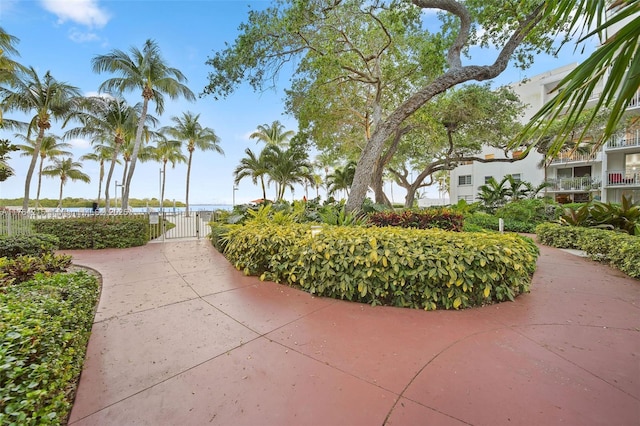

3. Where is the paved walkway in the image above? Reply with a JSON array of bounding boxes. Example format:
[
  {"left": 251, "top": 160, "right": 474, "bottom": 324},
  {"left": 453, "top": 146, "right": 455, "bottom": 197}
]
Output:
[{"left": 63, "top": 239, "right": 640, "bottom": 425}]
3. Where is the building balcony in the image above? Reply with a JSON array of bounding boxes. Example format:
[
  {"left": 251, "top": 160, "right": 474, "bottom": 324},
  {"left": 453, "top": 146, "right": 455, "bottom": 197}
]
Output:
[
  {"left": 606, "top": 129, "right": 640, "bottom": 150},
  {"left": 628, "top": 89, "right": 640, "bottom": 110},
  {"left": 545, "top": 176, "right": 601, "bottom": 192},
  {"left": 606, "top": 170, "right": 640, "bottom": 187},
  {"left": 548, "top": 151, "right": 599, "bottom": 165}
]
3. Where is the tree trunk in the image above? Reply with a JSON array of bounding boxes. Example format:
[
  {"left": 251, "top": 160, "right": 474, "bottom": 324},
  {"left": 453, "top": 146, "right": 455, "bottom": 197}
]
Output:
[
  {"left": 103, "top": 143, "right": 121, "bottom": 212},
  {"left": 122, "top": 96, "right": 150, "bottom": 210},
  {"left": 161, "top": 161, "right": 167, "bottom": 209},
  {"left": 36, "top": 156, "right": 44, "bottom": 209},
  {"left": 57, "top": 179, "right": 64, "bottom": 209},
  {"left": 23, "top": 127, "right": 45, "bottom": 212},
  {"left": 185, "top": 151, "right": 193, "bottom": 217}
]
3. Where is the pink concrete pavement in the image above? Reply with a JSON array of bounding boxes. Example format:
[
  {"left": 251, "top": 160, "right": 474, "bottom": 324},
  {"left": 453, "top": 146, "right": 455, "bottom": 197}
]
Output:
[{"left": 63, "top": 239, "right": 640, "bottom": 425}]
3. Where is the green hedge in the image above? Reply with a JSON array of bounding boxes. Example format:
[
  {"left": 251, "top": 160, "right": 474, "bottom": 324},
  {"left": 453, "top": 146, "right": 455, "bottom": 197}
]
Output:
[
  {"left": 0, "top": 234, "right": 59, "bottom": 258},
  {"left": 535, "top": 223, "right": 640, "bottom": 278},
  {"left": 33, "top": 216, "right": 149, "bottom": 249},
  {"left": 222, "top": 223, "right": 539, "bottom": 310},
  {"left": 0, "top": 272, "right": 99, "bottom": 425},
  {"left": 465, "top": 213, "right": 536, "bottom": 233},
  {"left": 368, "top": 209, "right": 464, "bottom": 232}
]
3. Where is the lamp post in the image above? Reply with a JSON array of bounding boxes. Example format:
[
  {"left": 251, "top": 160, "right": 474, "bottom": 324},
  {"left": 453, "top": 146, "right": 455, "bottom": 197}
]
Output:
[
  {"left": 114, "top": 180, "right": 123, "bottom": 212},
  {"left": 232, "top": 185, "right": 238, "bottom": 206},
  {"left": 159, "top": 168, "right": 164, "bottom": 212}
]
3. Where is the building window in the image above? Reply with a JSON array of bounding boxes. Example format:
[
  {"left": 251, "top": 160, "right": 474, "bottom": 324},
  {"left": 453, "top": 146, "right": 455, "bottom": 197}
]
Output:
[
  {"left": 485, "top": 154, "right": 495, "bottom": 160},
  {"left": 511, "top": 174, "right": 521, "bottom": 182},
  {"left": 484, "top": 176, "right": 493, "bottom": 184},
  {"left": 458, "top": 175, "right": 472, "bottom": 186},
  {"left": 513, "top": 150, "right": 523, "bottom": 159}
]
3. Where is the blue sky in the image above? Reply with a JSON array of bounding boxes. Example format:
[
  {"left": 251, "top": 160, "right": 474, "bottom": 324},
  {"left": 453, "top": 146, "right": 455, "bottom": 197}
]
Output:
[{"left": 0, "top": 0, "right": 596, "bottom": 206}]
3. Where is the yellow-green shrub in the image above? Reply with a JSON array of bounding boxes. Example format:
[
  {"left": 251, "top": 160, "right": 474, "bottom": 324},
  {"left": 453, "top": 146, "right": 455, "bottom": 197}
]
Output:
[{"left": 222, "top": 223, "right": 539, "bottom": 310}]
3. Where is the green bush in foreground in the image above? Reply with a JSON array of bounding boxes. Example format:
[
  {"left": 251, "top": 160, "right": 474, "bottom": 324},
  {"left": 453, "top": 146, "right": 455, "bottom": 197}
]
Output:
[
  {"left": 33, "top": 216, "right": 149, "bottom": 249},
  {"left": 0, "top": 272, "right": 100, "bottom": 425},
  {"left": 222, "top": 223, "right": 539, "bottom": 310},
  {"left": 0, "top": 234, "right": 60, "bottom": 258},
  {"left": 535, "top": 223, "right": 640, "bottom": 278}
]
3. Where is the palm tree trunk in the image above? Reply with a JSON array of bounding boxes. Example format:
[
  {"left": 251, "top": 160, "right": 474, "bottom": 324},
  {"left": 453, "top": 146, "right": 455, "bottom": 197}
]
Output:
[
  {"left": 161, "top": 162, "right": 167, "bottom": 209},
  {"left": 97, "top": 162, "right": 104, "bottom": 206},
  {"left": 260, "top": 176, "right": 266, "bottom": 201},
  {"left": 36, "top": 156, "right": 44, "bottom": 209},
  {"left": 23, "top": 127, "right": 45, "bottom": 211},
  {"left": 123, "top": 97, "right": 149, "bottom": 210},
  {"left": 185, "top": 152, "right": 193, "bottom": 217},
  {"left": 58, "top": 179, "right": 64, "bottom": 209},
  {"left": 120, "top": 161, "right": 129, "bottom": 212},
  {"left": 103, "top": 146, "right": 121, "bottom": 212}
]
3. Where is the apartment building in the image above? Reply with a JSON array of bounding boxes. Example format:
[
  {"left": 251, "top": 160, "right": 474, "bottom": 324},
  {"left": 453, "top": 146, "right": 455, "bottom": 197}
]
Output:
[{"left": 449, "top": 63, "right": 640, "bottom": 205}]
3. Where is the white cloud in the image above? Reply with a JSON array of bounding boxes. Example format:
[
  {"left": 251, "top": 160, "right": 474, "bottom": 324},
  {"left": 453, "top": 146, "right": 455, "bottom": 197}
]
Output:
[
  {"left": 68, "top": 28, "right": 100, "bottom": 43},
  {"left": 68, "top": 138, "right": 92, "bottom": 150},
  {"left": 40, "top": 0, "right": 110, "bottom": 28}
]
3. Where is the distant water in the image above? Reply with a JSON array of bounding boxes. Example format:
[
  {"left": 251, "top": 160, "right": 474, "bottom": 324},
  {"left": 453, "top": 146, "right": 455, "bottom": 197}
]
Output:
[{"left": 60, "top": 204, "right": 233, "bottom": 213}]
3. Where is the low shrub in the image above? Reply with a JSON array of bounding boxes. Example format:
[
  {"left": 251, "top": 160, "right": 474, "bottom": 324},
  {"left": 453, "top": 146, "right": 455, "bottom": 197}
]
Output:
[
  {"left": 222, "top": 223, "right": 539, "bottom": 310},
  {"left": 495, "top": 198, "right": 560, "bottom": 224},
  {"left": 0, "top": 254, "right": 73, "bottom": 288},
  {"left": 0, "top": 272, "right": 100, "bottom": 425},
  {"left": 33, "top": 215, "right": 149, "bottom": 249},
  {"left": 0, "top": 234, "right": 60, "bottom": 258},
  {"left": 465, "top": 213, "right": 535, "bottom": 233},
  {"left": 209, "top": 222, "right": 232, "bottom": 252},
  {"left": 368, "top": 208, "right": 464, "bottom": 232},
  {"left": 535, "top": 223, "right": 640, "bottom": 278}
]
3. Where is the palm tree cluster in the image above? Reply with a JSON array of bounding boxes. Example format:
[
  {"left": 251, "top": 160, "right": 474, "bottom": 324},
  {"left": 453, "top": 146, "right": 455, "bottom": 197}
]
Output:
[
  {"left": 477, "top": 175, "right": 549, "bottom": 213},
  {"left": 0, "top": 29, "right": 223, "bottom": 212},
  {"left": 234, "top": 121, "right": 315, "bottom": 202}
]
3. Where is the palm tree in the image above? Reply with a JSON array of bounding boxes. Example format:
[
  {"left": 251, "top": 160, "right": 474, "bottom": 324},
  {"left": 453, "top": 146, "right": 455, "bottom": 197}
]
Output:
[
  {"left": 67, "top": 96, "right": 154, "bottom": 211},
  {"left": 2, "top": 67, "right": 82, "bottom": 211},
  {"left": 15, "top": 134, "right": 72, "bottom": 209},
  {"left": 161, "top": 111, "right": 223, "bottom": 216},
  {"left": 234, "top": 148, "right": 271, "bottom": 201},
  {"left": 42, "top": 158, "right": 91, "bottom": 208},
  {"left": 0, "top": 27, "right": 26, "bottom": 125},
  {"left": 119, "top": 139, "right": 155, "bottom": 203},
  {"left": 250, "top": 120, "right": 295, "bottom": 147},
  {"left": 327, "top": 161, "right": 357, "bottom": 199},
  {"left": 520, "top": 1, "right": 639, "bottom": 154},
  {"left": 477, "top": 176, "right": 510, "bottom": 213},
  {"left": 92, "top": 39, "right": 195, "bottom": 210},
  {"left": 262, "top": 144, "right": 314, "bottom": 201},
  {"left": 80, "top": 142, "right": 118, "bottom": 207},
  {"left": 153, "top": 138, "right": 186, "bottom": 208}
]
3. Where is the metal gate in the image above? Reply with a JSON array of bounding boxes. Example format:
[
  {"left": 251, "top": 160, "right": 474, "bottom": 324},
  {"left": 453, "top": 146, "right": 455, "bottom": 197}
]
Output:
[{"left": 150, "top": 211, "right": 212, "bottom": 240}]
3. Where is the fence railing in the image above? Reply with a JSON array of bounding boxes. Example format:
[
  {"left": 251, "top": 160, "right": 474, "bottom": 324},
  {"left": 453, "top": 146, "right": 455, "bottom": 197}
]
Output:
[
  {"left": 549, "top": 152, "right": 599, "bottom": 164},
  {"left": 0, "top": 211, "right": 34, "bottom": 236},
  {"left": 544, "top": 176, "right": 601, "bottom": 191},
  {"left": 606, "top": 171, "right": 640, "bottom": 186},
  {"left": 607, "top": 129, "right": 640, "bottom": 150}
]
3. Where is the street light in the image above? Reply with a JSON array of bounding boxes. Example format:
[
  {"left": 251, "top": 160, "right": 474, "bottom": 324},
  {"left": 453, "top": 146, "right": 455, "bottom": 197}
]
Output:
[
  {"left": 114, "top": 180, "right": 123, "bottom": 212},
  {"left": 232, "top": 185, "right": 238, "bottom": 206},
  {"left": 159, "top": 168, "right": 164, "bottom": 212}
]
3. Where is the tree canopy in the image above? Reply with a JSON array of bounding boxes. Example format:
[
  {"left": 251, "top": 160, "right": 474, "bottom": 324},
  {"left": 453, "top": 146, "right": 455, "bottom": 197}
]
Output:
[{"left": 204, "top": 0, "right": 574, "bottom": 211}]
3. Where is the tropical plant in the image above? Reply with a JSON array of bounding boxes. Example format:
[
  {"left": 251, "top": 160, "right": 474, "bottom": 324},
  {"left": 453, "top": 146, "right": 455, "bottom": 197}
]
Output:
[
  {"left": 234, "top": 148, "right": 271, "bottom": 201},
  {"left": 0, "top": 139, "right": 18, "bottom": 182},
  {"left": 262, "top": 142, "right": 314, "bottom": 201},
  {"left": 161, "top": 111, "right": 223, "bottom": 216},
  {"left": 0, "top": 27, "right": 26, "bottom": 123},
  {"left": 153, "top": 137, "right": 186, "bottom": 207},
  {"left": 118, "top": 139, "right": 155, "bottom": 204},
  {"left": 519, "top": 0, "right": 640, "bottom": 155},
  {"left": 327, "top": 161, "right": 356, "bottom": 199},
  {"left": 249, "top": 120, "right": 295, "bottom": 147},
  {"left": 15, "top": 134, "right": 72, "bottom": 209},
  {"left": 477, "top": 177, "right": 510, "bottom": 213},
  {"left": 1, "top": 67, "right": 82, "bottom": 211},
  {"left": 42, "top": 158, "right": 91, "bottom": 208},
  {"left": 67, "top": 96, "right": 154, "bottom": 211},
  {"left": 92, "top": 39, "right": 195, "bottom": 209}
]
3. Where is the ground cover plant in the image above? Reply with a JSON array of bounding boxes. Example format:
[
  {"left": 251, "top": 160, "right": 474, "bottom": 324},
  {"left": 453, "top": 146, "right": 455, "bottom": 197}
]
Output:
[
  {"left": 0, "top": 234, "right": 100, "bottom": 424},
  {"left": 217, "top": 222, "right": 539, "bottom": 310}
]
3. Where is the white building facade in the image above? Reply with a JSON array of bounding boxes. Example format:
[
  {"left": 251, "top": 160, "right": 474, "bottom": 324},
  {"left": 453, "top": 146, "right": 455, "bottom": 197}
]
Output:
[{"left": 449, "top": 63, "right": 640, "bottom": 205}]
